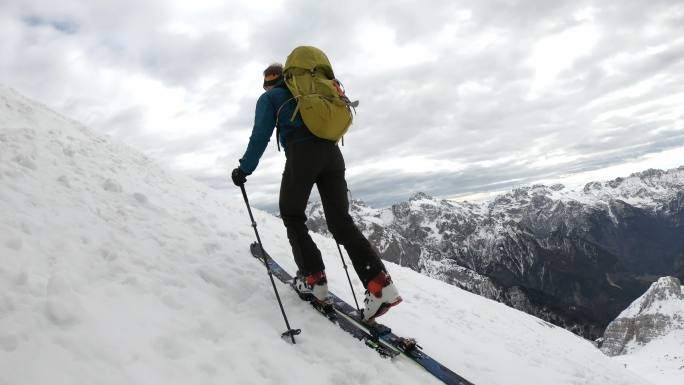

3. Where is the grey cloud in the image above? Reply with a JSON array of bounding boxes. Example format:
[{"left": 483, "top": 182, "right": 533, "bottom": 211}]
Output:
[
  {"left": 10, "top": 0, "right": 255, "bottom": 88},
  {"left": 347, "top": 138, "right": 684, "bottom": 208},
  {"left": 1, "top": 0, "right": 683, "bottom": 210},
  {"left": 22, "top": 15, "right": 78, "bottom": 34}
]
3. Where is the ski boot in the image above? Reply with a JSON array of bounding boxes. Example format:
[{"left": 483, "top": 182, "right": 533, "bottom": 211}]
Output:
[
  {"left": 363, "top": 271, "right": 402, "bottom": 321},
  {"left": 293, "top": 271, "right": 329, "bottom": 303}
]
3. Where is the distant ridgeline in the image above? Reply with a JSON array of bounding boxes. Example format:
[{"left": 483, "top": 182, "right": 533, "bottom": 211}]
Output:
[{"left": 306, "top": 167, "right": 684, "bottom": 339}]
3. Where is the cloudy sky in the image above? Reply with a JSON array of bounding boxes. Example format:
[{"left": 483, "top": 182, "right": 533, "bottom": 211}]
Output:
[{"left": 2, "top": 0, "right": 683, "bottom": 211}]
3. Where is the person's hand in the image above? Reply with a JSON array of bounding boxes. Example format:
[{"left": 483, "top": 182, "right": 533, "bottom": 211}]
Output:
[{"left": 231, "top": 167, "right": 247, "bottom": 186}]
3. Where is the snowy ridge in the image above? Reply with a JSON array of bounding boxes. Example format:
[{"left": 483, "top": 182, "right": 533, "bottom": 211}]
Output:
[
  {"left": 619, "top": 277, "right": 684, "bottom": 319},
  {"left": 484, "top": 166, "right": 684, "bottom": 224},
  {"left": 0, "top": 85, "right": 653, "bottom": 385},
  {"left": 581, "top": 168, "right": 684, "bottom": 207},
  {"left": 494, "top": 167, "right": 684, "bottom": 211}
]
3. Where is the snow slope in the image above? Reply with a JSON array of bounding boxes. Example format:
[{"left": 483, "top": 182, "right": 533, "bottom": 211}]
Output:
[
  {"left": 0, "top": 85, "right": 651, "bottom": 385},
  {"left": 614, "top": 329, "right": 684, "bottom": 385}
]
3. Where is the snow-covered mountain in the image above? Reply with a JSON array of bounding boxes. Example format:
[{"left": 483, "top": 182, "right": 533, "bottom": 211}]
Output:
[
  {"left": 306, "top": 167, "right": 684, "bottom": 339},
  {"left": 600, "top": 276, "right": 684, "bottom": 384},
  {"left": 0, "top": 85, "right": 652, "bottom": 385}
]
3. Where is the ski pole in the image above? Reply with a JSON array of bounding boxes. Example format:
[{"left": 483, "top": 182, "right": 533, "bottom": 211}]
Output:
[
  {"left": 239, "top": 184, "right": 300, "bottom": 344},
  {"left": 336, "top": 243, "right": 361, "bottom": 312},
  {"left": 340, "top": 187, "right": 361, "bottom": 312}
]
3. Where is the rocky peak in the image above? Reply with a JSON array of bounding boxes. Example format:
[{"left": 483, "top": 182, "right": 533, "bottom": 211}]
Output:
[
  {"left": 350, "top": 199, "right": 368, "bottom": 208},
  {"left": 583, "top": 181, "right": 603, "bottom": 193},
  {"left": 600, "top": 276, "right": 684, "bottom": 356},
  {"left": 644, "top": 277, "right": 684, "bottom": 305},
  {"left": 620, "top": 277, "right": 684, "bottom": 317},
  {"left": 630, "top": 168, "right": 666, "bottom": 179},
  {"left": 409, "top": 191, "right": 434, "bottom": 202}
]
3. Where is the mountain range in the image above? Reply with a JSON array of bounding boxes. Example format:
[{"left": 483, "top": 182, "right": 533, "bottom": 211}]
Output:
[{"left": 306, "top": 166, "right": 684, "bottom": 339}]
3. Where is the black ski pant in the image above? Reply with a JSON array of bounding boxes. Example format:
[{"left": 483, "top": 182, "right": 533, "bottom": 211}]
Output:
[{"left": 279, "top": 137, "right": 385, "bottom": 287}]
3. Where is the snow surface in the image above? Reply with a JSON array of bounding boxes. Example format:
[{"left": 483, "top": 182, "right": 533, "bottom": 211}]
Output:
[
  {"left": 0, "top": 85, "right": 651, "bottom": 385},
  {"left": 614, "top": 329, "right": 684, "bottom": 385}
]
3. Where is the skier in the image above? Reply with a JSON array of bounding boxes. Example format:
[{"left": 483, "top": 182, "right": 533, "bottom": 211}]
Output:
[{"left": 231, "top": 59, "right": 402, "bottom": 321}]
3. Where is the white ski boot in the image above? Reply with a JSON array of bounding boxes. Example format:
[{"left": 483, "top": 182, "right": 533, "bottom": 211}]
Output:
[
  {"left": 363, "top": 271, "right": 402, "bottom": 321},
  {"left": 293, "top": 271, "right": 329, "bottom": 303}
]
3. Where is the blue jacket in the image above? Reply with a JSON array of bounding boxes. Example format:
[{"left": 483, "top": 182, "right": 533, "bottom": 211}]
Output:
[{"left": 238, "top": 80, "right": 312, "bottom": 175}]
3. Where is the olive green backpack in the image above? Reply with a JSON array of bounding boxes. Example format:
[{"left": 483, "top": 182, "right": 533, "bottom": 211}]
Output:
[{"left": 280, "top": 46, "right": 358, "bottom": 142}]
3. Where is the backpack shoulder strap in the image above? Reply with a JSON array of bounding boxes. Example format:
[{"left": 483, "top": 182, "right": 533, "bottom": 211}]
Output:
[
  {"left": 274, "top": 98, "right": 298, "bottom": 152},
  {"left": 272, "top": 81, "right": 296, "bottom": 152}
]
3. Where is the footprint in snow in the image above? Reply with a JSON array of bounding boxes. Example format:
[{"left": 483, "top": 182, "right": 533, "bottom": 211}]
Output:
[
  {"left": 12, "top": 154, "right": 37, "bottom": 170},
  {"left": 56, "top": 175, "right": 71, "bottom": 188},
  {"left": 102, "top": 179, "right": 122, "bottom": 193},
  {"left": 64, "top": 147, "right": 76, "bottom": 158},
  {"left": 203, "top": 242, "right": 221, "bottom": 255},
  {"left": 132, "top": 192, "right": 148, "bottom": 204},
  {"left": 44, "top": 293, "right": 83, "bottom": 329}
]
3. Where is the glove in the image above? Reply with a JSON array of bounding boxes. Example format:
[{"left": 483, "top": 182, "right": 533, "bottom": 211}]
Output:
[{"left": 231, "top": 167, "right": 247, "bottom": 186}]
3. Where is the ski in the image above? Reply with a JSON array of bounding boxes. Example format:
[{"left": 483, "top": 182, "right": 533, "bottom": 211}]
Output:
[
  {"left": 328, "top": 294, "right": 473, "bottom": 385},
  {"left": 250, "top": 242, "right": 474, "bottom": 385},
  {"left": 250, "top": 242, "right": 399, "bottom": 359}
]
